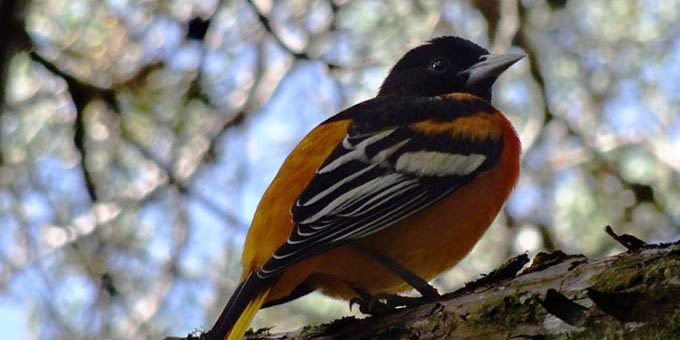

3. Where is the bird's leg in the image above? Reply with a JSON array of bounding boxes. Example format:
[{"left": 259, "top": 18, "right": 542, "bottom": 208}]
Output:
[
  {"left": 349, "top": 287, "right": 435, "bottom": 316},
  {"left": 349, "top": 286, "right": 394, "bottom": 316},
  {"left": 347, "top": 244, "right": 441, "bottom": 316},
  {"left": 353, "top": 244, "right": 440, "bottom": 299}
]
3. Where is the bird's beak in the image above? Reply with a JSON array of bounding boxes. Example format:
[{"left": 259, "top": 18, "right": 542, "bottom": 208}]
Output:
[{"left": 459, "top": 53, "right": 526, "bottom": 88}]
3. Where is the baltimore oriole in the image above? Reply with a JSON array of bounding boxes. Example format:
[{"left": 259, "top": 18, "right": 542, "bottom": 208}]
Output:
[{"left": 207, "top": 36, "right": 524, "bottom": 340}]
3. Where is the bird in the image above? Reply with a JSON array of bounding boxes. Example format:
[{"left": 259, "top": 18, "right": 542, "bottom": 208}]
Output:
[{"left": 207, "top": 36, "right": 524, "bottom": 340}]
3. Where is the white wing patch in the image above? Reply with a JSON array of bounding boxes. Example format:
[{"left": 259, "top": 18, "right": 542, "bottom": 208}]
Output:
[
  {"left": 301, "top": 164, "right": 377, "bottom": 206},
  {"left": 317, "top": 129, "right": 397, "bottom": 174},
  {"left": 395, "top": 152, "right": 487, "bottom": 177},
  {"left": 370, "top": 138, "right": 411, "bottom": 165},
  {"left": 296, "top": 172, "right": 408, "bottom": 224}
]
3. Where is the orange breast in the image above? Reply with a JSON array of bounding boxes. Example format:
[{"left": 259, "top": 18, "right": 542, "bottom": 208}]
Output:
[{"left": 266, "top": 111, "right": 520, "bottom": 302}]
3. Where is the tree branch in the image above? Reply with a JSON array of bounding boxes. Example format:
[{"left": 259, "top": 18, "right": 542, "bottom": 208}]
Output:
[
  {"left": 0, "top": 0, "right": 29, "bottom": 166},
  {"left": 243, "top": 239, "right": 680, "bottom": 339},
  {"left": 168, "top": 232, "right": 680, "bottom": 339},
  {"left": 245, "top": 0, "right": 342, "bottom": 70},
  {"left": 29, "top": 49, "right": 119, "bottom": 202}
]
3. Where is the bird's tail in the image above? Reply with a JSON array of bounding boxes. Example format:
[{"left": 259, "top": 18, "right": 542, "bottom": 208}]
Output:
[
  {"left": 226, "top": 286, "right": 270, "bottom": 340},
  {"left": 208, "top": 273, "right": 274, "bottom": 340}
]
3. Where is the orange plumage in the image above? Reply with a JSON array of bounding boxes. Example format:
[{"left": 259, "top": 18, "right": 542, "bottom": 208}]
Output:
[{"left": 249, "top": 101, "right": 519, "bottom": 303}]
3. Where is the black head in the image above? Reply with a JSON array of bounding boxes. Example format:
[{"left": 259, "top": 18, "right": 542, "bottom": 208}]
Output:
[{"left": 378, "top": 36, "right": 524, "bottom": 101}]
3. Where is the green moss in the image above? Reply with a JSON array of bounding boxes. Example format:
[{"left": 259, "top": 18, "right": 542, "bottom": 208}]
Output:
[
  {"left": 591, "top": 250, "right": 680, "bottom": 293},
  {"left": 564, "top": 248, "right": 680, "bottom": 339},
  {"left": 590, "top": 266, "right": 644, "bottom": 292},
  {"left": 553, "top": 306, "right": 680, "bottom": 340},
  {"left": 465, "top": 291, "right": 540, "bottom": 335}
]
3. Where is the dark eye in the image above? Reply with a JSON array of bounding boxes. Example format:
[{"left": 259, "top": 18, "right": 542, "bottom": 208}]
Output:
[{"left": 428, "top": 58, "right": 450, "bottom": 73}]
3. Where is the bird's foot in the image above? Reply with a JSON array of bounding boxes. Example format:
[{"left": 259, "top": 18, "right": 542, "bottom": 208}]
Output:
[
  {"left": 349, "top": 286, "right": 440, "bottom": 316},
  {"left": 349, "top": 295, "right": 394, "bottom": 316}
]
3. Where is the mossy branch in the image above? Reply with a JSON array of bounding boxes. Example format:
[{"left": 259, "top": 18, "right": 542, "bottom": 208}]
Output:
[
  {"left": 246, "top": 236, "right": 680, "bottom": 339},
  {"left": 170, "top": 230, "right": 680, "bottom": 339}
]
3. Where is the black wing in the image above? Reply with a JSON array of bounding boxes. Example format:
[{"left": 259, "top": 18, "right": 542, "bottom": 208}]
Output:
[{"left": 256, "top": 96, "right": 504, "bottom": 278}]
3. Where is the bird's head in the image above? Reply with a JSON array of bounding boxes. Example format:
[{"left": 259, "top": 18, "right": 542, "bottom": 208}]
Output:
[{"left": 378, "top": 36, "right": 525, "bottom": 101}]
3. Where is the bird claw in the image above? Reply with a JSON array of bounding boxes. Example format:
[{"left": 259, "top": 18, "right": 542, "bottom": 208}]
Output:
[
  {"left": 348, "top": 297, "right": 361, "bottom": 311},
  {"left": 349, "top": 291, "right": 439, "bottom": 316},
  {"left": 349, "top": 295, "right": 394, "bottom": 316}
]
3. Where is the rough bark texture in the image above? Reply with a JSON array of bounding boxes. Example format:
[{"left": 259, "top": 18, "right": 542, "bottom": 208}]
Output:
[
  {"left": 240, "top": 240, "right": 680, "bottom": 339},
  {"left": 169, "top": 238, "right": 680, "bottom": 340}
]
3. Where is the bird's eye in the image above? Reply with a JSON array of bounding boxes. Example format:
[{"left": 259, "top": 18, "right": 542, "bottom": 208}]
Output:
[{"left": 428, "top": 58, "right": 450, "bottom": 73}]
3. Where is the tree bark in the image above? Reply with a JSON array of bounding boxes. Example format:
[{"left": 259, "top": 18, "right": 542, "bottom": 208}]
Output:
[
  {"left": 169, "top": 237, "right": 680, "bottom": 340},
  {"left": 243, "top": 240, "right": 680, "bottom": 339}
]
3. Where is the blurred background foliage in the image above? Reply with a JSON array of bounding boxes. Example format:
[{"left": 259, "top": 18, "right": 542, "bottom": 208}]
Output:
[{"left": 1, "top": 0, "right": 680, "bottom": 339}]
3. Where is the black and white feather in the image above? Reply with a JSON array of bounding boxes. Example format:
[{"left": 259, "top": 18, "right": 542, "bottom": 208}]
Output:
[{"left": 257, "top": 112, "right": 503, "bottom": 279}]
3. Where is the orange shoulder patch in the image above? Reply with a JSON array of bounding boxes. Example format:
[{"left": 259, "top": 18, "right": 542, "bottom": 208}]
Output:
[{"left": 410, "top": 113, "right": 504, "bottom": 143}]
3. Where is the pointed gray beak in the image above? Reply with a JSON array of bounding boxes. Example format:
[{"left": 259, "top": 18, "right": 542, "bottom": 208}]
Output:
[{"left": 459, "top": 53, "right": 526, "bottom": 88}]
